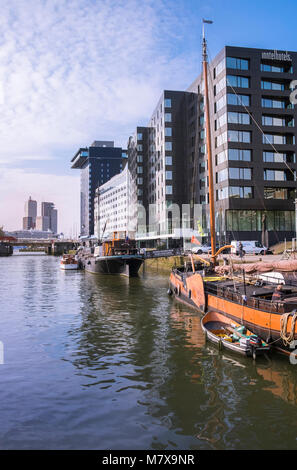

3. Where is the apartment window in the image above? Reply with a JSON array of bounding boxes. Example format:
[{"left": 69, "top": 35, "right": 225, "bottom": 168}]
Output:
[
  {"left": 228, "top": 111, "right": 250, "bottom": 124},
  {"left": 228, "top": 130, "right": 251, "bottom": 143},
  {"left": 166, "top": 185, "right": 173, "bottom": 195},
  {"left": 164, "top": 113, "right": 172, "bottom": 122},
  {"left": 137, "top": 166, "right": 143, "bottom": 174},
  {"left": 215, "top": 95, "right": 226, "bottom": 113},
  {"left": 137, "top": 155, "right": 143, "bottom": 162},
  {"left": 229, "top": 167, "right": 252, "bottom": 180},
  {"left": 137, "top": 144, "right": 143, "bottom": 151},
  {"left": 227, "top": 93, "right": 250, "bottom": 106},
  {"left": 264, "top": 169, "right": 285, "bottom": 181},
  {"left": 215, "top": 113, "right": 227, "bottom": 129},
  {"left": 226, "top": 57, "right": 249, "bottom": 70},
  {"left": 262, "top": 115, "right": 285, "bottom": 126},
  {"left": 261, "top": 98, "right": 290, "bottom": 109},
  {"left": 165, "top": 156, "right": 172, "bottom": 165},
  {"left": 217, "top": 168, "right": 228, "bottom": 182},
  {"left": 229, "top": 149, "right": 251, "bottom": 161},
  {"left": 216, "top": 150, "right": 227, "bottom": 165},
  {"left": 165, "top": 142, "right": 172, "bottom": 151},
  {"left": 137, "top": 133, "right": 143, "bottom": 140},
  {"left": 165, "top": 171, "right": 172, "bottom": 180},
  {"left": 215, "top": 76, "right": 226, "bottom": 95},
  {"left": 165, "top": 127, "right": 172, "bottom": 136},
  {"left": 164, "top": 98, "right": 172, "bottom": 107},
  {"left": 263, "top": 151, "right": 295, "bottom": 163},
  {"left": 261, "top": 63, "right": 284, "bottom": 72},
  {"left": 215, "top": 131, "right": 227, "bottom": 147},
  {"left": 227, "top": 75, "right": 250, "bottom": 88},
  {"left": 137, "top": 178, "right": 143, "bottom": 184},
  {"left": 264, "top": 187, "right": 296, "bottom": 200},
  {"left": 261, "top": 80, "right": 284, "bottom": 90},
  {"left": 214, "top": 58, "right": 225, "bottom": 78},
  {"left": 217, "top": 186, "right": 228, "bottom": 200},
  {"left": 263, "top": 133, "right": 295, "bottom": 145},
  {"left": 229, "top": 186, "right": 253, "bottom": 198}
]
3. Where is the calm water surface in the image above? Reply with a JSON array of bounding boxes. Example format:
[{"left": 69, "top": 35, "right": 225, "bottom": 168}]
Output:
[{"left": 1, "top": 255, "right": 297, "bottom": 449}]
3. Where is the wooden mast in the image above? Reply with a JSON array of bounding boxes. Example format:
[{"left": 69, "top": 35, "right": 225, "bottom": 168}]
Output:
[{"left": 202, "top": 20, "right": 216, "bottom": 265}]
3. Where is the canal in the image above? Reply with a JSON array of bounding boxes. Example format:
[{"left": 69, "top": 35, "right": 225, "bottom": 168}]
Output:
[{"left": 1, "top": 254, "right": 297, "bottom": 449}]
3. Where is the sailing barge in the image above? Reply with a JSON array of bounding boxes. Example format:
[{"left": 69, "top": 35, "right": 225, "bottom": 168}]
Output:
[{"left": 169, "top": 20, "right": 297, "bottom": 355}]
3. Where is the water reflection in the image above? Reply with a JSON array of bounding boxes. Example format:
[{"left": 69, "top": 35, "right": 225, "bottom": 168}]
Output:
[{"left": 2, "top": 256, "right": 297, "bottom": 449}]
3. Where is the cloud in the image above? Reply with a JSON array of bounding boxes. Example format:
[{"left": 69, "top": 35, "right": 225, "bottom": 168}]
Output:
[{"left": 0, "top": 0, "right": 199, "bottom": 232}]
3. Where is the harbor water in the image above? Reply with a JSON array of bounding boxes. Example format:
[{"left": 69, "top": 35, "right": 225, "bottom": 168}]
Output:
[{"left": 1, "top": 254, "right": 297, "bottom": 449}]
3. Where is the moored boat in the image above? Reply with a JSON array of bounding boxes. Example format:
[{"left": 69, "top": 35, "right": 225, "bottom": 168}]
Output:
[
  {"left": 60, "top": 254, "right": 79, "bottom": 270},
  {"left": 201, "top": 311, "right": 270, "bottom": 359},
  {"left": 78, "top": 232, "right": 144, "bottom": 277}
]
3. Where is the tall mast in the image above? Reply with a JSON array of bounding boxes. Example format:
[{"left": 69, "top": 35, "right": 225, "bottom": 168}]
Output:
[{"left": 202, "top": 19, "right": 216, "bottom": 264}]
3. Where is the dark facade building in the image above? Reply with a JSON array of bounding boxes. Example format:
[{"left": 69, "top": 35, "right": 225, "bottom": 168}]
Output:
[
  {"left": 187, "top": 45, "right": 297, "bottom": 245},
  {"left": 71, "top": 141, "right": 125, "bottom": 236}
]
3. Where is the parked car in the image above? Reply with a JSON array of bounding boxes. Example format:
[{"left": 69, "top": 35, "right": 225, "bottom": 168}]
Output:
[{"left": 231, "top": 240, "right": 267, "bottom": 256}]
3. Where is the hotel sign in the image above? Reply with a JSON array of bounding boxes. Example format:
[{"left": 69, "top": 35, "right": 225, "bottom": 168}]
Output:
[{"left": 261, "top": 50, "right": 292, "bottom": 61}]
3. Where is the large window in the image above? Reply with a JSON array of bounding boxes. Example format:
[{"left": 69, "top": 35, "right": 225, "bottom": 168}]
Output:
[
  {"left": 164, "top": 98, "right": 172, "bottom": 107},
  {"left": 227, "top": 75, "right": 250, "bottom": 88},
  {"left": 264, "top": 187, "right": 296, "bottom": 200},
  {"left": 227, "top": 93, "right": 250, "bottom": 106},
  {"left": 264, "top": 169, "right": 286, "bottom": 181},
  {"left": 215, "top": 95, "right": 226, "bottom": 113},
  {"left": 164, "top": 113, "right": 172, "bottom": 122},
  {"left": 215, "top": 131, "right": 227, "bottom": 147},
  {"left": 216, "top": 113, "right": 227, "bottom": 129},
  {"left": 165, "top": 142, "right": 172, "bottom": 151},
  {"left": 214, "top": 58, "right": 225, "bottom": 78},
  {"left": 229, "top": 167, "right": 252, "bottom": 179},
  {"left": 228, "top": 130, "right": 251, "bottom": 143},
  {"left": 165, "top": 127, "right": 172, "bottom": 136},
  {"left": 262, "top": 115, "right": 285, "bottom": 126},
  {"left": 228, "top": 111, "right": 250, "bottom": 124},
  {"left": 263, "top": 151, "right": 295, "bottom": 163},
  {"left": 261, "top": 98, "right": 292, "bottom": 109},
  {"left": 217, "top": 168, "right": 228, "bottom": 182},
  {"left": 261, "top": 63, "right": 284, "bottom": 72},
  {"left": 226, "top": 210, "right": 295, "bottom": 231},
  {"left": 226, "top": 57, "right": 249, "bottom": 70},
  {"left": 229, "top": 149, "right": 251, "bottom": 161},
  {"left": 263, "top": 133, "right": 295, "bottom": 145},
  {"left": 229, "top": 186, "right": 253, "bottom": 198},
  {"left": 261, "top": 80, "right": 284, "bottom": 90}
]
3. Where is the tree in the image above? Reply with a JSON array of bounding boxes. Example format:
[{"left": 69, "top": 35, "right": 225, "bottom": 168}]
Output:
[{"left": 0, "top": 226, "right": 5, "bottom": 237}]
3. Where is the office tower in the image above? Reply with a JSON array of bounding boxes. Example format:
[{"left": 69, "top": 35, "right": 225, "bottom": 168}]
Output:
[
  {"left": 71, "top": 140, "right": 125, "bottom": 236},
  {"left": 24, "top": 196, "right": 37, "bottom": 228}
]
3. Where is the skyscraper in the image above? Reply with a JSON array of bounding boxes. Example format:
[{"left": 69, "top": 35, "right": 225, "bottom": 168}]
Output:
[
  {"left": 40, "top": 202, "right": 58, "bottom": 233},
  {"left": 23, "top": 196, "right": 37, "bottom": 229}
]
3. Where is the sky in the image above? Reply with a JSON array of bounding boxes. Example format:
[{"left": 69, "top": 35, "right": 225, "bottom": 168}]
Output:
[{"left": 1, "top": 0, "right": 297, "bottom": 235}]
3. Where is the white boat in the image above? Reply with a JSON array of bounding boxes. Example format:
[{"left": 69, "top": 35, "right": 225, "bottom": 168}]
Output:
[{"left": 60, "top": 254, "right": 79, "bottom": 270}]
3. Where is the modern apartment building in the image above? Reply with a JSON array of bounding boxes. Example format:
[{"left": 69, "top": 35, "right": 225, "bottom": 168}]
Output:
[
  {"left": 94, "top": 165, "right": 129, "bottom": 239},
  {"left": 71, "top": 141, "right": 125, "bottom": 237},
  {"left": 127, "top": 91, "right": 192, "bottom": 246},
  {"left": 187, "top": 45, "right": 297, "bottom": 245}
]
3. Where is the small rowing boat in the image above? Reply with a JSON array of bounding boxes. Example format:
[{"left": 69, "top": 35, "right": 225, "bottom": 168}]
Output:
[{"left": 201, "top": 311, "right": 270, "bottom": 359}]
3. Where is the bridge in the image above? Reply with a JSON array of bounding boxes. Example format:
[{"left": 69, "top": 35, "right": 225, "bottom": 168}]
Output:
[{"left": 7, "top": 238, "right": 80, "bottom": 255}]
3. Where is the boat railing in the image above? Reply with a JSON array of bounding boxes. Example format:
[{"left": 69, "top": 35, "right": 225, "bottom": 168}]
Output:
[{"left": 204, "top": 282, "right": 292, "bottom": 314}]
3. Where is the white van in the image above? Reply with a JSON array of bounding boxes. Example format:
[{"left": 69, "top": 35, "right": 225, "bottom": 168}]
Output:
[{"left": 231, "top": 240, "right": 267, "bottom": 256}]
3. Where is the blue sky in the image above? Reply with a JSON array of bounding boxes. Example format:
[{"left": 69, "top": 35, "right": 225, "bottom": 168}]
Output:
[{"left": 1, "top": 0, "right": 297, "bottom": 234}]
